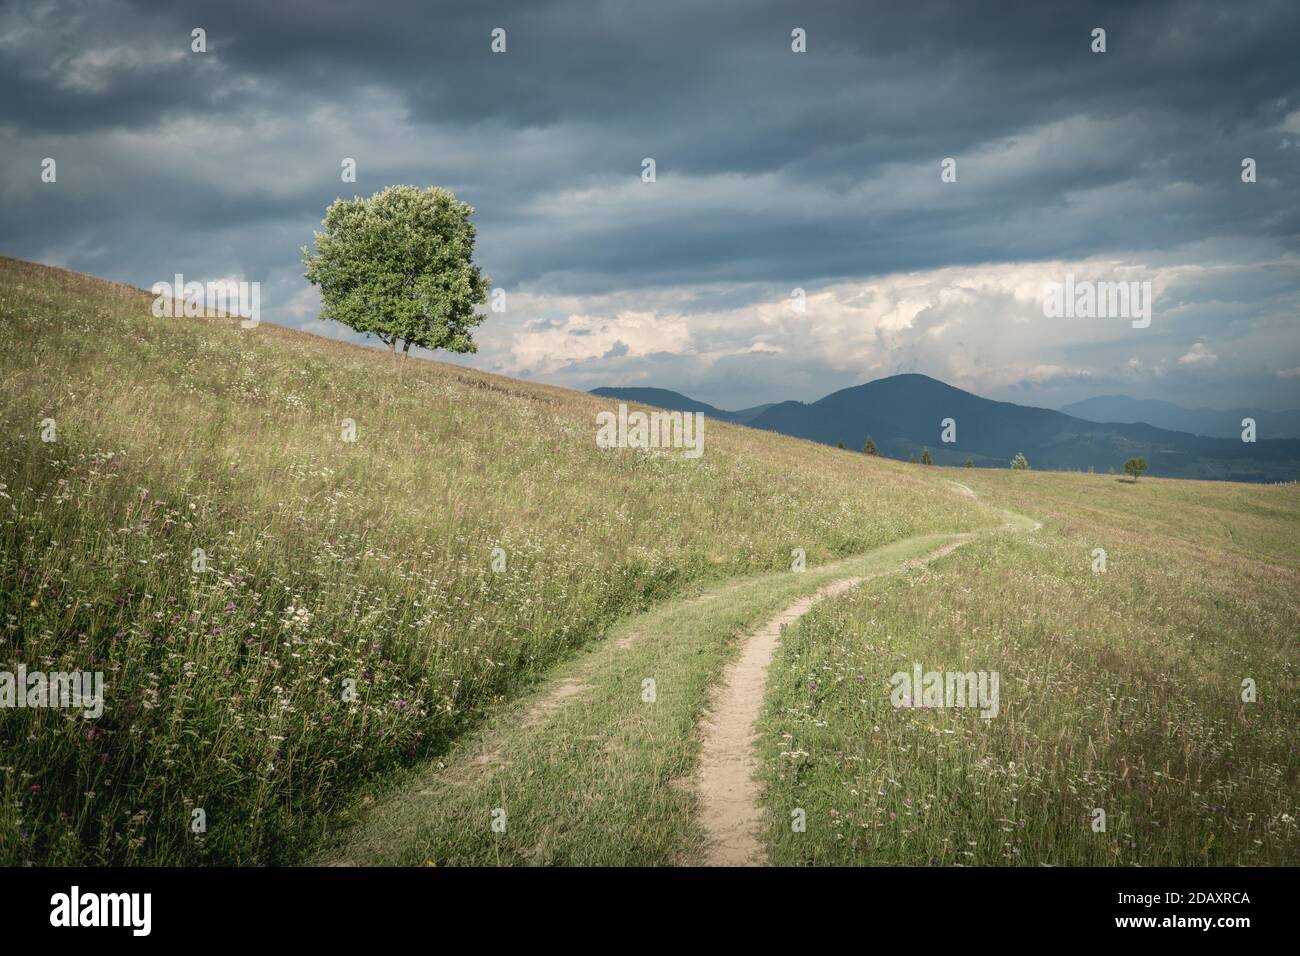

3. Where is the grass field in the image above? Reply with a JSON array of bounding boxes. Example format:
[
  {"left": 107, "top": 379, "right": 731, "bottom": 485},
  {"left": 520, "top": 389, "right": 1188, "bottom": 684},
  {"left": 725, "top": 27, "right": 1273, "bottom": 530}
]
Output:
[
  {"left": 0, "top": 257, "right": 996, "bottom": 865},
  {"left": 1, "top": 257, "right": 1295, "bottom": 867},
  {"left": 760, "top": 472, "right": 1300, "bottom": 865},
  {"left": 315, "top": 532, "right": 971, "bottom": 866}
]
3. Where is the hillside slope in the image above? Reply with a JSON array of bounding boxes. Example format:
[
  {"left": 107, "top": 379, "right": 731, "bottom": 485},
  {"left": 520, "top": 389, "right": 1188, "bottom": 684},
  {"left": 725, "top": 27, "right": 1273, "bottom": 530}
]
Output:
[{"left": 0, "top": 257, "right": 996, "bottom": 864}]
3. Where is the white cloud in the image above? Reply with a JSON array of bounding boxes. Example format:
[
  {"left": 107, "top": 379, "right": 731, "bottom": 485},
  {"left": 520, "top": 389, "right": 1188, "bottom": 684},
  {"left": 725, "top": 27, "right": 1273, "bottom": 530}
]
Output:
[
  {"left": 1177, "top": 342, "right": 1217, "bottom": 367},
  {"left": 509, "top": 310, "right": 692, "bottom": 373},
  {"left": 485, "top": 257, "right": 1200, "bottom": 399},
  {"left": 1021, "top": 364, "right": 1094, "bottom": 384}
]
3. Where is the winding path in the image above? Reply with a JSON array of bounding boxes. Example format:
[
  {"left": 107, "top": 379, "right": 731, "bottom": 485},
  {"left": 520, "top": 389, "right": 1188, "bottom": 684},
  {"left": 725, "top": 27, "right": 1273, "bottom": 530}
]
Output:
[
  {"left": 694, "top": 492, "right": 1039, "bottom": 867},
  {"left": 319, "top": 484, "right": 1040, "bottom": 867},
  {"left": 693, "top": 536, "right": 974, "bottom": 866}
]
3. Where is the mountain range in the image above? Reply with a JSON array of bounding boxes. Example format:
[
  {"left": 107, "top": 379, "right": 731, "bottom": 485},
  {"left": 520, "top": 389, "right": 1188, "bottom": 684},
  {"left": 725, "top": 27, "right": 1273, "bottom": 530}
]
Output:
[
  {"left": 592, "top": 375, "right": 1300, "bottom": 482},
  {"left": 1059, "top": 395, "right": 1300, "bottom": 440}
]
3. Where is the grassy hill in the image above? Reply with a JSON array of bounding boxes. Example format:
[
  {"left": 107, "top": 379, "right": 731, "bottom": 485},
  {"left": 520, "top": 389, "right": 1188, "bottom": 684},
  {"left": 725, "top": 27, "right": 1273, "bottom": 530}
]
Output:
[
  {"left": 0, "top": 257, "right": 996, "bottom": 864},
  {"left": 1, "top": 257, "right": 1295, "bottom": 867}
]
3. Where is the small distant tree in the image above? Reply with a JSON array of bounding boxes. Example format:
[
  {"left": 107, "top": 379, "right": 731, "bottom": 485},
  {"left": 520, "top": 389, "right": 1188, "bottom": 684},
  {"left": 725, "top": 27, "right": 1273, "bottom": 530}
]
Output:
[
  {"left": 1123, "top": 457, "right": 1148, "bottom": 482},
  {"left": 837, "top": 440, "right": 845, "bottom": 449},
  {"left": 964, "top": 458, "right": 974, "bottom": 468},
  {"left": 920, "top": 448, "right": 933, "bottom": 465},
  {"left": 303, "top": 184, "right": 491, "bottom": 356},
  {"left": 864, "top": 435, "right": 879, "bottom": 456},
  {"left": 1011, "top": 452, "right": 1030, "bottom": 470}
]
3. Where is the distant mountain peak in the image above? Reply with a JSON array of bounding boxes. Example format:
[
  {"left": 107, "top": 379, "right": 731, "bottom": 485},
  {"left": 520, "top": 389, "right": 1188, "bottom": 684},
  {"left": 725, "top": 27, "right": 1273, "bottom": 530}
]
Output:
[{"left": 593, "top": 377, "right": 1300, "bottom": 481}]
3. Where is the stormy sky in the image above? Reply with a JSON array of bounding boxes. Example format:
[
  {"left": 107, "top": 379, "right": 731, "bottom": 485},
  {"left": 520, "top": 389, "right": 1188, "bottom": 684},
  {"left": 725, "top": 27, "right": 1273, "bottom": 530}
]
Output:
[{"left": 3, "top": 0, "right": 1299, "bottom": 411}]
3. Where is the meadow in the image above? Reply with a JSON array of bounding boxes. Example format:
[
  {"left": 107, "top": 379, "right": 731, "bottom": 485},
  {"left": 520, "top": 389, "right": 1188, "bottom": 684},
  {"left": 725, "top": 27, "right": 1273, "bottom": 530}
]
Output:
[
  {"left": 760, "top": 472, "right": 1300, "bottom": 865},
  {"left": 0, "top": 257, "right": 994, "bottom": 864},
  {"left": 315, "top": 532, "right": 973, "bottom": 866}
]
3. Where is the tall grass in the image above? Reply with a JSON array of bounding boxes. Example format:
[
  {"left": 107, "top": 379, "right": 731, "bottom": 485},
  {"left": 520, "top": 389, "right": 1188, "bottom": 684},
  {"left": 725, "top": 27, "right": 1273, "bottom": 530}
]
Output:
[
  {"left": 760, "top": 472, "right": 1300, "bottom": 865},
  {"left": 0, "top": 258, "right": 993, "bottom": 864}
]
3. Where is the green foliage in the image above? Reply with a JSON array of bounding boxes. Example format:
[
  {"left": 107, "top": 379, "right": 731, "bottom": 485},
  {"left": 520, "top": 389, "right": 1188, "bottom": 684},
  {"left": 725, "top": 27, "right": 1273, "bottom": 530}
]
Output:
[
  {"left": 1011, "top": 452, "right": 1030, "bottom": 470},
  {"left": 303, "top": 185, "right": 490, "bottom": 354},
  {"left": 920, "top": 448, "right": 933, "bottom": 465},
  {"left": 864, "top": 435, "right": 879, "bottom": 456},
  {"left": 964, "top": 458, "right": 975, "bottom": 468},
  {"left": 1124, "top": 457, "right": 1148, "bottom": 481}
]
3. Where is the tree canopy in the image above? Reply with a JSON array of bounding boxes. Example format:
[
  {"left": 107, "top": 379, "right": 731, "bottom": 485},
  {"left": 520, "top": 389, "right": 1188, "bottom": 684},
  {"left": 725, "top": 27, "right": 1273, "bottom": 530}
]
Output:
[{"left": 303, "top": 185, "right": 490, "bottom": 354}]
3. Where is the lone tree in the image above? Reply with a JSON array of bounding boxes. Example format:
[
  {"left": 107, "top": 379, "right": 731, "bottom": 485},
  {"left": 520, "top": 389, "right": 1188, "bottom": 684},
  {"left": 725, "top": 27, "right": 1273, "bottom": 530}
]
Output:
[
  {"left": 1010, "top": 452, "right": 1030, "bottom": 470},
  {"left": 920, "top": 448, "right": 933, "bottom": 465},
  {"left": 863, "top": 435, "right": 879, "bottom": 456},
  {"left": 303, "top": 185, "right": 490, "bottom": 355},
  {"left": 1123, "top": 457, "right": 1148, "bottom": 482},
  {"left": 964, "top": 458, "right": 974, "bottom": 468}
]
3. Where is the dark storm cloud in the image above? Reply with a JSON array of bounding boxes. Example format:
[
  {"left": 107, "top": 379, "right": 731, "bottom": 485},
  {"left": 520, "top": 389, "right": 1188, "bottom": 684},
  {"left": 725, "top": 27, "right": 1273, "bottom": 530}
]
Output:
[
  {"left": 6, "top": 0, "right": 1299, "bottom": 277},
  {"left": 0, "top": 0, "right": 1297, "bottom": 408}
]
